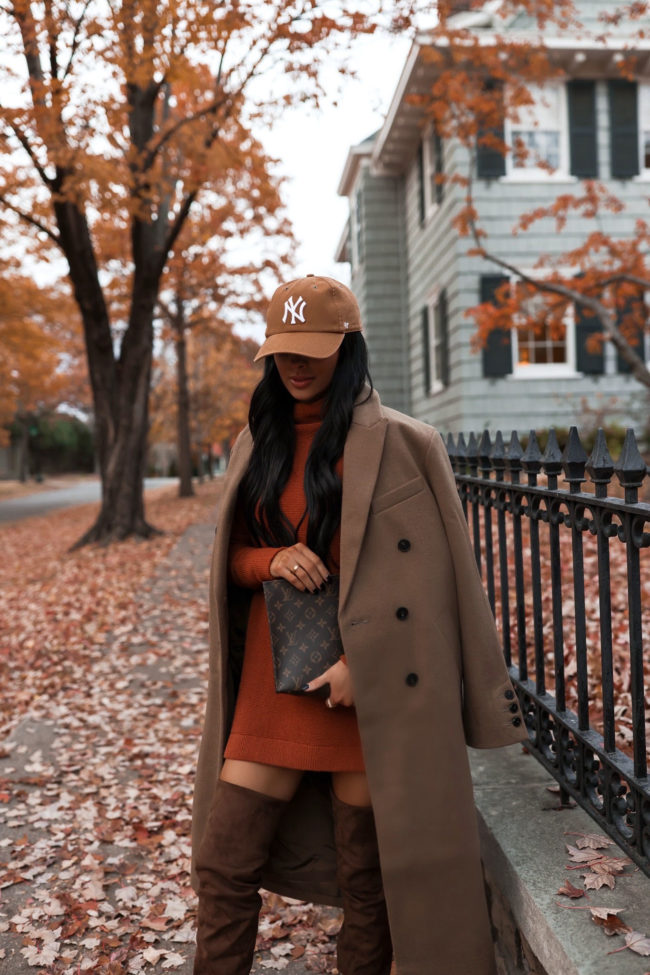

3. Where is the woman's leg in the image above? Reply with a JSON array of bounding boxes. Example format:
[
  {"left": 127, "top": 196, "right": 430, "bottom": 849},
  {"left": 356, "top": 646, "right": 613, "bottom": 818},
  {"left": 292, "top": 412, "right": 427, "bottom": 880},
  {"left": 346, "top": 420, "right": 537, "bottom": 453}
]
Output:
[
  {"left": 220, "top": 759, "right": 302, "bottom": 799},
  {"left": 331, "top": 771, "right": 393, "bottom": 975},
  {"left": 194, "top": 761, "right": 302, "bottom": 975}
]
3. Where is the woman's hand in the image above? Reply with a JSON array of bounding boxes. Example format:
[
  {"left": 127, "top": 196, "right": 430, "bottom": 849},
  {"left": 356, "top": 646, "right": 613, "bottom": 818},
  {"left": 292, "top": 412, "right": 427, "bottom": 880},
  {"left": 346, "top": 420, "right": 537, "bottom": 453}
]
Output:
[
  {"left": 305, "top": 659, "right": 354, "bottom": 708},
  {"left": 269, "top": 543, "right": 329, "bottom": 592}
]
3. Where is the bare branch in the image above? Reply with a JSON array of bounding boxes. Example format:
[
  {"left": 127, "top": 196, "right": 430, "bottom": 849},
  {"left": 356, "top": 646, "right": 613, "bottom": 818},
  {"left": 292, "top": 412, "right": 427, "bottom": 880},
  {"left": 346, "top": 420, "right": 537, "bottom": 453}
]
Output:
[
  {"left": 0, "top": 193, "right": 61, "bottom": 247},
  {"left": 6, "top": 121, "right": 53, "bottom": 188},
  {"left": 599, "top": 272, "right": 650, "bottom": 292},
  {"left": 158, "top": 188, "right": 199, "bottom": 278},
  {"left": 61, "top": 0, "right": 93, "bottom": 81},
  {"left": 140, "top": 93, "right": 229, "bottom": 173}
]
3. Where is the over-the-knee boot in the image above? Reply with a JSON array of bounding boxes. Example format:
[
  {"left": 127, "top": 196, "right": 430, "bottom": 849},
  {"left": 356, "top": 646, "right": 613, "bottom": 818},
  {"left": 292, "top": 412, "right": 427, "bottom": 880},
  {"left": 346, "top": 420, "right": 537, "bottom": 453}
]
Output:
[
  {"left": 331, "top": 792, "right": 393, "bottom": 975},
  {"left": 194, "top": 780, "right": 288, "bottom": 975}
]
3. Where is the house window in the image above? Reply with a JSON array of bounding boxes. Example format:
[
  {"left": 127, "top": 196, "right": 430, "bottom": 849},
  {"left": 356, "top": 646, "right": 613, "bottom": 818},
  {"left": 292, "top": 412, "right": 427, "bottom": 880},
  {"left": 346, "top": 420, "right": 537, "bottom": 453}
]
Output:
[
  {"left": 422, "top": 126, "right": 444, "bottom": 213},
  {"left": 422, "top": 290, "right": 449, "bottom": 393},
  {"left": 506, "top": 83, "right": 566, "bottom": 177},
  {"left": 479, "top": 274, "right": 577, "bottom": 378},
  {"left": 511, "top": 281, "right": 575, "bottom": 377}
]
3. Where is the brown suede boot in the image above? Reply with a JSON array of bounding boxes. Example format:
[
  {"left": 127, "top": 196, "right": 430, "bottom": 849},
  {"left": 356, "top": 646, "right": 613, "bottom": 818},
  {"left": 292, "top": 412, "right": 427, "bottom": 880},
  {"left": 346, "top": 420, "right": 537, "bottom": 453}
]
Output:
[
  {"left": 193, "top": 780, "right": 288, "bottom": 975},
  {"left": 331, "top": 792, "right": 393, "bottom": 975}
]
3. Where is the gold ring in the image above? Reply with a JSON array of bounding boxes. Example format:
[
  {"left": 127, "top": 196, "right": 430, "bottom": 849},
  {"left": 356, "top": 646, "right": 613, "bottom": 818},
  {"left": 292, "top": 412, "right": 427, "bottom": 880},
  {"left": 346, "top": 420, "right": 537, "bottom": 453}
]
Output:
[{"left": 292, "top": 564, "right": 299, "bottom": 573}]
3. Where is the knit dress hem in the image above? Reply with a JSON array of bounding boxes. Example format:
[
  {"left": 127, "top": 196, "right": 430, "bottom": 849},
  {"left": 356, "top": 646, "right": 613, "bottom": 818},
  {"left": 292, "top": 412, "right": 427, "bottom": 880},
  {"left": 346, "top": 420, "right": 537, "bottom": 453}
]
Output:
[{"left": 224, "top": 732, "right": 365, "bottom": 772}]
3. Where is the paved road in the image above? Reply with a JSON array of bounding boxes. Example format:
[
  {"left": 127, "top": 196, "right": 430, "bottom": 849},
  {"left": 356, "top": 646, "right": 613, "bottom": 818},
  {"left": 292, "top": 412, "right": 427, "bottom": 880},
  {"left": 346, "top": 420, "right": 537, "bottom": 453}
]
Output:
[{"left": 0, "top": 478, "right": 177, "bottom": 523}]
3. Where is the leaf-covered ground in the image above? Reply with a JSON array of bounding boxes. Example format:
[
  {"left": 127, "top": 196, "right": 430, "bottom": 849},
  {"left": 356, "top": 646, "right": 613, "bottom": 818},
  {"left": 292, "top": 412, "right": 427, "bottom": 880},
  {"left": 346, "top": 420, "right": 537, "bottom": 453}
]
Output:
[{"left": 0, "top": 484, "right": 343, "bottom": 974}]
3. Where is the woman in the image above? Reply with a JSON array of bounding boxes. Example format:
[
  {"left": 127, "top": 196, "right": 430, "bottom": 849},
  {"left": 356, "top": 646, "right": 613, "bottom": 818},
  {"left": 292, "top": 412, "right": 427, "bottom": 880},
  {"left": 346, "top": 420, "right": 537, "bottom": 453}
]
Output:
[{"left": 192, "top": 274, "right": 527, "bottom": 975}]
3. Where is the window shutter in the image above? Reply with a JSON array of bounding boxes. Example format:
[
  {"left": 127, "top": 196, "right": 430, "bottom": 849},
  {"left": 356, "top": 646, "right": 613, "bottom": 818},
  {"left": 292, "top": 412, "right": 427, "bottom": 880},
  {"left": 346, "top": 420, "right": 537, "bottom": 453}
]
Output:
[
  {"left": 436, "top": 289, "right": 450, "bottom": 386},
  {"left": 480, "top": 275, "right": 512, "bottom": 377},
  {"left": 434, "top": 130, "right": 444, "bottom": 205},
  {"left": 477, "top": 127, "right": 506, "bottom": 178},
  {"left": 421, "top": 306, "right": 431, "bottom": 392},
  {"left": 417, "top": 142, "right": 426, "bottom": 225},
  {"left": 616, "top": 289, "right": 645, "bottom": 372},
  {"left": 568, "top": 81, "right": 598, "bottom": 178},
  {"left": 609, "top": 80, "right": 639, "bottom": 179},
  {"left": 575, "top": 301, "right": 604, "bottom": 374},
  {"left": 477, "top": 82, "right": 506, "bottom": 179}
]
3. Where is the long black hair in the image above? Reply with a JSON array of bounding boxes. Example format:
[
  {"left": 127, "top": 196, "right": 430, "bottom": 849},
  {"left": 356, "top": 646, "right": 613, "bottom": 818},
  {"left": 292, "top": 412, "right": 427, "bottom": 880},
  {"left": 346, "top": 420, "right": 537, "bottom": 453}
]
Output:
[{"left": 239, "top": 332, "right": 372, "bottom": 565}]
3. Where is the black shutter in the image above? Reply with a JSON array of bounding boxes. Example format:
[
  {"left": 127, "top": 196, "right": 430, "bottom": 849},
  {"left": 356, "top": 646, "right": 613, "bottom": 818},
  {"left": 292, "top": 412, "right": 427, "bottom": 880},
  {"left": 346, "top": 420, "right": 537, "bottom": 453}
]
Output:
[
  {"left": 421, "top": 306, "right": 431, "bottom": 393},
  {"left": 477, "top": 81, "right": 506, "bottom": 179},
  {"left": 568, "top": 81, "right": 598, "bottom": 178},
  {"left": 480, "top": 275, "right": 512, "bottom": 377},
  {"left": 437, "top": 289, "right": 450, "bottom": 386},
  {"left": 434, "top": 130, "right": 444, "bottom": 204},
  {"left": 575, "top": 301, "right": 604, "bottom": 374},
  {"left": 616, "top": 289, "right": 645, "bottom": 372},
  {"left": 417, "top": 142, "right": 426, "bottom": 225},
  {"left": 609, "top": 80, "right": 639, "bottom": 179}
]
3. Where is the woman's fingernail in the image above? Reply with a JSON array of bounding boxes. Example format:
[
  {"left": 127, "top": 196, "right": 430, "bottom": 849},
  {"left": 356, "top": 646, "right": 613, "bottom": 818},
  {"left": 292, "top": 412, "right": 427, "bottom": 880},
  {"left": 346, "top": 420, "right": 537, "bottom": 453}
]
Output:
[{"left": 302, "top": 684, "right": 310, "bottom": 692}]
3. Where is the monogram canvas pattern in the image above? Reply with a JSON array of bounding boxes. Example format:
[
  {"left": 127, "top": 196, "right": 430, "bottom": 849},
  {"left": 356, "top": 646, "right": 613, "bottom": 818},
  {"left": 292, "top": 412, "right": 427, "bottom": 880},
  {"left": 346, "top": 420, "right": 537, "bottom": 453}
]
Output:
[{"left": 263, "top": 576, "right": 342, "bottom": 695}]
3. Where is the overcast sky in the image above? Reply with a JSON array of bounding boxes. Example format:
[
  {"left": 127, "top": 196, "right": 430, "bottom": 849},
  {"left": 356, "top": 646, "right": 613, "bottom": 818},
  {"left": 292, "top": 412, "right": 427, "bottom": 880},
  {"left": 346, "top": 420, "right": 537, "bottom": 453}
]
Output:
[{"left": 261, "top": 31, "right": 411, "bottom": 284}]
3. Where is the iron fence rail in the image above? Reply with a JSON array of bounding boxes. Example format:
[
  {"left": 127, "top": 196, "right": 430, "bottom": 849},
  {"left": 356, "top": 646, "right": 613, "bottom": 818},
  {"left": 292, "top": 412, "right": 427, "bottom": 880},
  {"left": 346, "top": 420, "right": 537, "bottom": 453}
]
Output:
[{"left": 447, "top": 426, "right": 650, "bottom": 873}]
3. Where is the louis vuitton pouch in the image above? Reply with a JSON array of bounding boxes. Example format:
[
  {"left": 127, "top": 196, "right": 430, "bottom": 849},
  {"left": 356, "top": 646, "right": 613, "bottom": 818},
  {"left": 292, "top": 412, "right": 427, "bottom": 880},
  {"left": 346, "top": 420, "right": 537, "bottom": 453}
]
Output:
[{"left": 262, "top": 575, "right": 343, "bottom": 698}]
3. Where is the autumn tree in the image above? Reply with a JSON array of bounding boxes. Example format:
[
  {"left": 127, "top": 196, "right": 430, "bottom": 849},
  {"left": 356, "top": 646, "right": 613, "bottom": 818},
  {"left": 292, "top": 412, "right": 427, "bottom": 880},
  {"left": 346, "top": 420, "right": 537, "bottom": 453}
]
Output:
[
  {"left": 0, "top": 263, "right": 88, "bottom": 477},
  {"left": 406, "top": 0, "right": 650, "bottom": 389},
  {"left": 0, "top": 0, "right": 378, "bottom": 544},
  {"left": 149, "top": 328, "right": 259, "bottom": 482},
  {"left": 153, "top": 172, "right": 293, "bottom": 497}
]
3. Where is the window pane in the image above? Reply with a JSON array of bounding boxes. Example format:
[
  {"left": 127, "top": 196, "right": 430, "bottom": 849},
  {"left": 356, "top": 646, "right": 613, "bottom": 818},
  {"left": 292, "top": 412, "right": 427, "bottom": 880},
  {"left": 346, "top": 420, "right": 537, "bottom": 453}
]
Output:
[
  {"left": 644, "top": 131, "right": 650, "bottom": 169},
  {"left": 517, "top": 324, "right": 566, "bottom": 366},
  {"left": 512, "top": 129, "right": 560, "bottom": 168}
]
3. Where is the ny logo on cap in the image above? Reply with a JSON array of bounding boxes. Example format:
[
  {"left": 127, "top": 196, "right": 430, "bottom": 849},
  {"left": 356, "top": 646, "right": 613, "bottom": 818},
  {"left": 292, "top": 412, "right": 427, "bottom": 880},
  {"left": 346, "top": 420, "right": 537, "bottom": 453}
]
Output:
[{"left": 283, "top": 296, "right": 306, "bottom": 325}]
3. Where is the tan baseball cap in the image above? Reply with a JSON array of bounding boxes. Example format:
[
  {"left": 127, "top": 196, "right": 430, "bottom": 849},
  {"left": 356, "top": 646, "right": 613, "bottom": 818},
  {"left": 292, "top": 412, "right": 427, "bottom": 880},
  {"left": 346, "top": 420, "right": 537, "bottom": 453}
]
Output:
[{"left": 254, "top": 274, "right": 362, "bottom": 361}]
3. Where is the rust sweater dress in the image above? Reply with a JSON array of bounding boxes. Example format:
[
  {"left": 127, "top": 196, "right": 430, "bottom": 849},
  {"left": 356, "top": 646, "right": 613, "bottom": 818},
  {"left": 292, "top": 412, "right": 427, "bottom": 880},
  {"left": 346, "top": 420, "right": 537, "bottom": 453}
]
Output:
[{"left": 223, "top": 399, "right": 364, "bottom": 772}]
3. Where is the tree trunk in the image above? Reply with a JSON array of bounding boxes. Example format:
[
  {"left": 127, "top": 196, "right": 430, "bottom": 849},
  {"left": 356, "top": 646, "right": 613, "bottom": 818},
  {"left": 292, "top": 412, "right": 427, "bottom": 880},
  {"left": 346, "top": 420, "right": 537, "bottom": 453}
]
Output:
[
  {"left": 175, "top": 316, "right": 194, "bottom": 498},
  {"left": 71, "top": 285, "right": 160, "bottom": 547},
  {"left": 17, "top": 414, "right": 29, "bottom": 483}
]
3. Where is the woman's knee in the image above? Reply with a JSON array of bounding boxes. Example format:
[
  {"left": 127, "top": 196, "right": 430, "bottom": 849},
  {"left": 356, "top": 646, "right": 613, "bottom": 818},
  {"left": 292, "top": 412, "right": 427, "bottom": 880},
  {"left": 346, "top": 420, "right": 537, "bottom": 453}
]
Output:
[
  {"left": 220, "top": 759, "right": 302, "bottom": 802},
  {"left": 331, "top": 770, "right": 372, "bottom": 807}
]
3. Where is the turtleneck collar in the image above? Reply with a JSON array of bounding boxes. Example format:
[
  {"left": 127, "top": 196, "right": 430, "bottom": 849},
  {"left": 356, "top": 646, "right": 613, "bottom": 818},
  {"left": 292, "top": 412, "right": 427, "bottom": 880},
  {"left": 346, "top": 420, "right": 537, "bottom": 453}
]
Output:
[{"left": 294, "top": 396, "right": 326, "bottom": 425}]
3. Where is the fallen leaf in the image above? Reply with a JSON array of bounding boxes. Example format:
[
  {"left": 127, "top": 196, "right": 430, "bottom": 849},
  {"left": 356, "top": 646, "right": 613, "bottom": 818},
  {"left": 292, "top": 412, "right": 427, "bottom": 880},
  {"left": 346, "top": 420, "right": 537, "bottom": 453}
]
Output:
[
  {"left": 583, "top": 872, "right": 616, "bottom": 890},
  {"left": 569, "top": 832, "right": 616, "bottom": 850},
  {"left": 625, "top": 931, "right": 650, "bottom": 956},
  {"left": 557, "top": 880, "right": 585, "bottom": 899}
]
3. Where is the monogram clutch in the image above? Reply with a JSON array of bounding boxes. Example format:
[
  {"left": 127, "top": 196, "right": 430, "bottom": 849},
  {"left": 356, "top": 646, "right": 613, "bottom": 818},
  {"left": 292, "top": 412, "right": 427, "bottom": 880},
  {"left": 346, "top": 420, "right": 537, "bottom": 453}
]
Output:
[{"left": 262, "top": 575, "right": 343, "bottom": 697}]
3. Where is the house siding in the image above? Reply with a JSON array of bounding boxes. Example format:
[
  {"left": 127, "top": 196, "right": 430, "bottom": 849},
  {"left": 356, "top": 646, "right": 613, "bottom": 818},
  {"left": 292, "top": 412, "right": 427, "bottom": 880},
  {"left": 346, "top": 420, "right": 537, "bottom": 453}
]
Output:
[
  {"left": 349, "top": 164, "right": 410, "bottom": 414},
  {"left": 338, "top": 3, "right": 650, "bottom": 437}
]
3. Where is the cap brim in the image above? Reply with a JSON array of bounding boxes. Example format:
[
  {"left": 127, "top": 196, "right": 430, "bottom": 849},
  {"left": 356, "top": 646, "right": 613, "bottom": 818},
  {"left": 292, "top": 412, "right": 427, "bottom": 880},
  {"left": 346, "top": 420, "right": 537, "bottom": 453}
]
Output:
[{"left": 254, "top": 331, "right": 345, "bottom": 362}]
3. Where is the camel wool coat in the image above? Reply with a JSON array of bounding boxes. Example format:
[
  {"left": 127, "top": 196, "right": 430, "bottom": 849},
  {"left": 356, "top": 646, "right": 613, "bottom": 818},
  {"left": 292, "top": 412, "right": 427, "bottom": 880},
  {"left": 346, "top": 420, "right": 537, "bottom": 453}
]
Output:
[{"left": 192, "top": 389, "right": 528, "bottom": 975}]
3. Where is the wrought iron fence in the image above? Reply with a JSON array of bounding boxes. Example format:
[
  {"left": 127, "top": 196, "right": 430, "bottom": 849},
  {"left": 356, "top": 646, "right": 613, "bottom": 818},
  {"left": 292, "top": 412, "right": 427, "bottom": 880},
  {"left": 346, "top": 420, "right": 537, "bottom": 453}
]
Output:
[{"left": 446, "top": 426, "right": 650, "bottom": 874}]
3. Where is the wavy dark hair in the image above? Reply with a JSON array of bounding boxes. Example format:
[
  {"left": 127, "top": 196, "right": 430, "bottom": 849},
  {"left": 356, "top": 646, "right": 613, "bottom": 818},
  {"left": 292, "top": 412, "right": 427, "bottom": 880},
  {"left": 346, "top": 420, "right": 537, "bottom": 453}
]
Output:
[{"left": 239, "top": 332, "right": 372, "bottom": 565}]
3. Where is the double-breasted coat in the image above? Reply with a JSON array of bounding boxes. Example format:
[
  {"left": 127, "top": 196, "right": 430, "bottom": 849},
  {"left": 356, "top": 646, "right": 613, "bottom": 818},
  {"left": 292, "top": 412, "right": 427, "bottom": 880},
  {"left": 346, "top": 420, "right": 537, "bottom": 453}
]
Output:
[{"left": 191, "top": 389, "right": 528, "bottom": 975}]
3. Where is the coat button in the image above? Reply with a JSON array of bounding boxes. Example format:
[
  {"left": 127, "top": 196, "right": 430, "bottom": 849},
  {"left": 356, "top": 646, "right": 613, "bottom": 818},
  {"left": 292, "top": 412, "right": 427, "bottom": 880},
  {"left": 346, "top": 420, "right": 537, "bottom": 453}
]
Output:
[
  {"left": 396, "top": 607, "right": 409, "bottom": 620},
  {"left": 512, "top": 717, "right": 522, "bottom": 727},
  {"left": 398, "top": 539, "right": 411, "bottom": 552},
  {"left": 406, "top": 673, "right": 419, "bottom": 687},
  {"left": 504, "top": 689, "right": 515, "bottom": 700},
  {"left": 509, "top": 702, "right": 518, "bottom": 714}
]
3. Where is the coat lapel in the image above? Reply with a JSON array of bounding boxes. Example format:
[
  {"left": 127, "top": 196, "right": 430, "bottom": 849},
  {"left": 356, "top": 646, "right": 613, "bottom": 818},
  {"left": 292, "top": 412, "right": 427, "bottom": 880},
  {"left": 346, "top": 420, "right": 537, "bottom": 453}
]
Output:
[{"left": 339, "top": 390, "right": 387, "bottom": 611}]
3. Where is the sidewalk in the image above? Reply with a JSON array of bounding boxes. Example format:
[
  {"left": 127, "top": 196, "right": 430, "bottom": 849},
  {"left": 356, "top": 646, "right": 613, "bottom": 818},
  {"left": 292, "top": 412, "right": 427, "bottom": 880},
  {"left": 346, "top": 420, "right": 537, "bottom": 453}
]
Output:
[{"left": 0, "top": 517, "right": 341, "bottom": 974}]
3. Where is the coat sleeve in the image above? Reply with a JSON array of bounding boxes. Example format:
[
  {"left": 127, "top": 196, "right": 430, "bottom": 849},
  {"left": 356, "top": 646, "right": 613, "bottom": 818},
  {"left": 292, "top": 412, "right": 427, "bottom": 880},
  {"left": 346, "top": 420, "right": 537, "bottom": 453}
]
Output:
[
  {"left": 424, "top": 428, "right": 527, "bottom": 749},
  {"left": 228, "top": 498, "right": 284, "bottom": 589}
]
